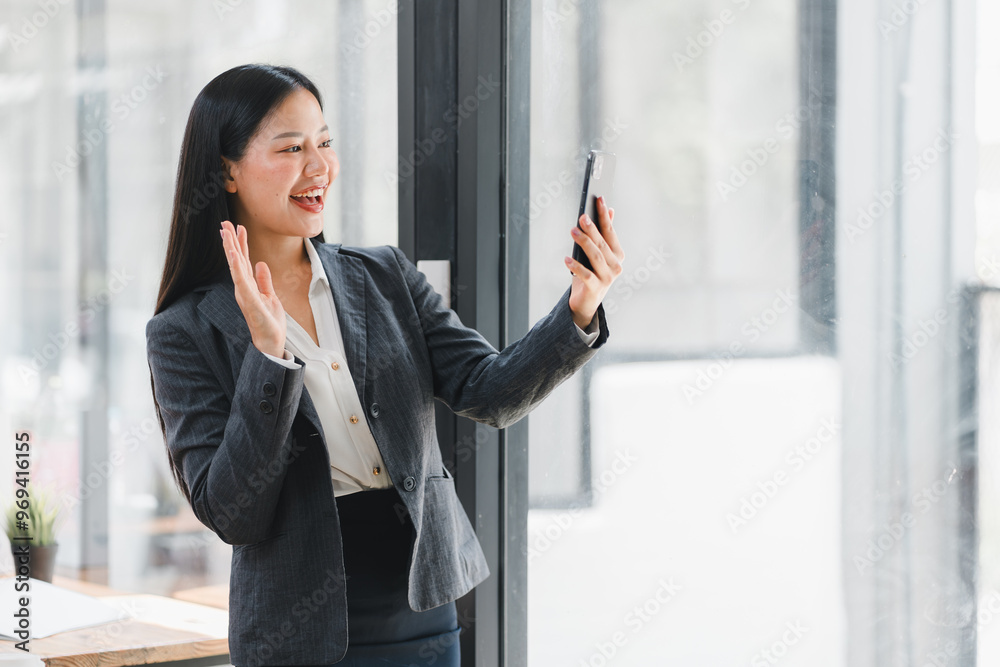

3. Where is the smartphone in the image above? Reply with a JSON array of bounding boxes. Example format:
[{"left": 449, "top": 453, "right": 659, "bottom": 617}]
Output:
[{"left": 572, "top": 150, "right": 616, "bottom": 273}]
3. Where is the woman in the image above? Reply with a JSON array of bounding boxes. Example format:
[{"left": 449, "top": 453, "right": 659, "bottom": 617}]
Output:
[{"left": 146, "top": 63, "right": 623, "bottom": 667}]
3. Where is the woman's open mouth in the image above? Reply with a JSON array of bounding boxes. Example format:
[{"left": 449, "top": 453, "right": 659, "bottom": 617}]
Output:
[{"left": 290, "top": 186, "right": 326, "bottom": 213}]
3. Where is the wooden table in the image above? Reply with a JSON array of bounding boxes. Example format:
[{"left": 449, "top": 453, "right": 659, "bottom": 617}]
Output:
[
  {"left": 0, "top": 576, "right": 230, "bottom": 667},
  {"left": 170, "top": 585, "right": 228, "bottom": 611}
]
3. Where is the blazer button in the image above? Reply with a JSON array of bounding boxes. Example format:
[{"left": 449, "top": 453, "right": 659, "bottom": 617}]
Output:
[
  {"left": 259, "top": 400, "right": 273, "bottom": 414},
  {"left": 403, "top": 476, "right": 416, "bottom": 491},
  {"left": 350, "top": 415, "right": 359, "bottom": 424},
  {"left": 262, "top": 381, "right": 276, "bottom": 396},
  {"left": 370, "top": 402, "right": 380, "bottom": 418},
  {"left": 331, "top": 361, "right": 339, "bottom": 370}
]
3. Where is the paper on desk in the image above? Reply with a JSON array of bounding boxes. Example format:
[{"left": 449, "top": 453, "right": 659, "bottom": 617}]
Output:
[{"left": 0, "top": 576, "right": 122, "bottom": 639}]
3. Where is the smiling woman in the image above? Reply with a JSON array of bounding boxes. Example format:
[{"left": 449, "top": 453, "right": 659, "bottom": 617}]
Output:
[{"left": 145, "top": 62, "right": 617, "bottom": 667}]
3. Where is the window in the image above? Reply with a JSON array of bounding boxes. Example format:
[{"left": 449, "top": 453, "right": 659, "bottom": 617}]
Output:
[
  {"left": 524, "top": 0, "right": 979, "bottom": 663},
  {"left": 0, "top": 0, "right": 396, "bottom": 593}
]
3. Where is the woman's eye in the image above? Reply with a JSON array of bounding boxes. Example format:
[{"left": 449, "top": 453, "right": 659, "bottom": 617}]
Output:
[{"left": 281, "top": 141, "right": 330, "bottom": 152}]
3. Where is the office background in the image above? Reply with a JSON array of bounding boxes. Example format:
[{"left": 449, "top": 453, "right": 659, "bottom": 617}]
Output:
[{"left": 0, "top": 0, "right": 995, "bottom": 665}]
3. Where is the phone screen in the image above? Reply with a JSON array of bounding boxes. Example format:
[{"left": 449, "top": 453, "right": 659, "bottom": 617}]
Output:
[{"left": 572, "top": 150, "right": 617, "bottom": 273}]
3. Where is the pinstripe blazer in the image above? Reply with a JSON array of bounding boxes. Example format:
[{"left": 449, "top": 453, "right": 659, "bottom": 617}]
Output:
[{"left": 145, "top": 238, "right": 609, "bottom": 666}]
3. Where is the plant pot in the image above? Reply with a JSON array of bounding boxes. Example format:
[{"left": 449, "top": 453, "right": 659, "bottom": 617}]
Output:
[{"left": 9, "top": 542, "right": 58, "bottom": 583}]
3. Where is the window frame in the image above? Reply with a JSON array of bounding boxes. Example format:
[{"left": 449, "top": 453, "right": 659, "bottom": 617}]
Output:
[{"left": 397, "top": 0, "right": 530, "bottom": 663}]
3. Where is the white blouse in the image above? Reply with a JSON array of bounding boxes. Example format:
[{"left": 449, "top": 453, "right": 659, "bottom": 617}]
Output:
[{"left": 263, "top": 237, "right": 600, "bottom": 497}]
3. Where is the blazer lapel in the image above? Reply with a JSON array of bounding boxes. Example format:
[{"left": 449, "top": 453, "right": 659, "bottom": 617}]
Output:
[
  {"left": 194, "top": 240, "right": 369, "bottom": 440},
  {"left": 314, "top": 240, "right": 368, "bottom": 402}
]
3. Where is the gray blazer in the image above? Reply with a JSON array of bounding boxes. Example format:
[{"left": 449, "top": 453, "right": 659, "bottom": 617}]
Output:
[{"left": 145, "top": 238, "right": 609, "bottom": 666}]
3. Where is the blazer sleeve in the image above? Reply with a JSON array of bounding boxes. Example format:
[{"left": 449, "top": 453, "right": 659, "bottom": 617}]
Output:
[
  {"left": 146, "top": 317, "right": 306, "bottom": 545},
  {"left": 390, "top": 245, "right": 609, "bottom": 429}
]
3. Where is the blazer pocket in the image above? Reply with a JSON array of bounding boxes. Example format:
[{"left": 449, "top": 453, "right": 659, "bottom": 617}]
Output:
[{"left": 427, "top": 465, "right": 453, "bottom": 480}]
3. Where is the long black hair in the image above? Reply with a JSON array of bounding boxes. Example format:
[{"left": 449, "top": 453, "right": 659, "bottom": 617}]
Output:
[{"left": 152, "top": 63, "right": 327, "bottom": 505}]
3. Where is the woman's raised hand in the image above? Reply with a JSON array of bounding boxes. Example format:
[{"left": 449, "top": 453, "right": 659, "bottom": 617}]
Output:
[
  {"left": 220, "top": 220, "right": 287, "bottom": 358},
  {"left": 564, "top": 196, "right": 625, "bottom": 330}
]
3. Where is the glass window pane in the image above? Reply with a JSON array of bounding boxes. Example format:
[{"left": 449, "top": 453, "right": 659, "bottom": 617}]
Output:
[
  {"left": 977, "top": 0, "right": 1000, "bottom": 663},
  {"left": 0, "top": 0, "right": 396, "bottom": 596},
  {"left": 526, "top": 0, "right": 837, "bottom": 662},
  {"left": 527, "top": 0, "right": 981, "bottom": 663}
]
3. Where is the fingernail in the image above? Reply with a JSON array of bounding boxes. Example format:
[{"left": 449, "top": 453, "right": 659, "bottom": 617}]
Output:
[
  {"left": 219, "top": 230, "right": 224, "bottom": 240},
  {"left": 571, "top": 227, "right": 579, "bottom": 236},
  {"left": 582, "top": 217, "right": 590, "bottom": 227},
  {"left": 564, "top": 256, "right": 572, "bottom": 264}
]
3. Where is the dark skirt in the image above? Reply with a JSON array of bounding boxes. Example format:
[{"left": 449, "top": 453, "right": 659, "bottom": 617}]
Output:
[{"left": 332, "top": 485, "right": 461, "bottom": 666}]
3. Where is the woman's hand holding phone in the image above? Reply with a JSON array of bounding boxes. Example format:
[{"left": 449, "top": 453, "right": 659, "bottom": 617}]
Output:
[
  {"left": 564, "top": 196, "right": 625, "bottom": 330},
  {"left": 219, "top": 220, "right": 288, "bottom": 358}
]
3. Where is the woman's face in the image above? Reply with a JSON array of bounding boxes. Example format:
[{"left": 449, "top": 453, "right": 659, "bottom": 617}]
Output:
[{"left": 222, "top": 86, "right": 339, "bottom": 240}]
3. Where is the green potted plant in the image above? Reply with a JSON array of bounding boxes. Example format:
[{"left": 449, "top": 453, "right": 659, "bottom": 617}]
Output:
[{"left": 4, "top": 482, "right": 62, "bottom": 583}]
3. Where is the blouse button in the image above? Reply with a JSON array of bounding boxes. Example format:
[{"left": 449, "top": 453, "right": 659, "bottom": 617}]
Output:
[
  {"left": 350, "top": 415, "right": 359, "bottom": 424},
  {"left": 373, "top": 466, "right": 381, "bottom": 475},
  {"left": 331, "top": 361, "right": 339, "bottom": 370}
]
